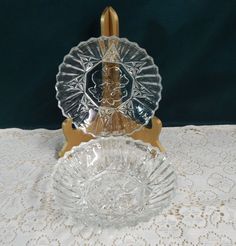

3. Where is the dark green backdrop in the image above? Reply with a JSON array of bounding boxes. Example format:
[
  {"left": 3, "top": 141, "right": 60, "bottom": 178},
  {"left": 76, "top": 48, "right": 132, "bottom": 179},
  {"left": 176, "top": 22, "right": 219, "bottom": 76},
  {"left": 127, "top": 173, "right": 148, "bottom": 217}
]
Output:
[{"left": 1, "top": 0, "right": 235, "bottom": 129}]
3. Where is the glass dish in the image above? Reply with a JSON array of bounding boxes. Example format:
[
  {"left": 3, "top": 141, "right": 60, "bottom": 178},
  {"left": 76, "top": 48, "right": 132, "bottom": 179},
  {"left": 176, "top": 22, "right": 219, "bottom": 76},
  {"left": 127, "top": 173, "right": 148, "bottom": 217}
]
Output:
[
  {"left": 56, "top": 36, "right": 162, "bottom": 137},
  {"left": 52, "top": 137, "right": 175, "bottom": 228}
]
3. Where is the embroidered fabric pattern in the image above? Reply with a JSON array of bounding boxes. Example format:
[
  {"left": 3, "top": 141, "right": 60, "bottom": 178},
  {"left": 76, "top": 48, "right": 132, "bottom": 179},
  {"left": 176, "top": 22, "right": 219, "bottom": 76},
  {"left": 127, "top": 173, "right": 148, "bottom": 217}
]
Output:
[{"left": 0, "top": 125, "right": 236, "bottom": 245}]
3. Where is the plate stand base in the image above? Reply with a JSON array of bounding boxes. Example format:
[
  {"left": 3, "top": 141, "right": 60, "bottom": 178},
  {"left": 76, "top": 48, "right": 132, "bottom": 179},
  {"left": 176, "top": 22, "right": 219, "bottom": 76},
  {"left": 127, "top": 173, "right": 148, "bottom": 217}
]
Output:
[{"left": 58, "top": 116, "right": 165, "bottom": 157}]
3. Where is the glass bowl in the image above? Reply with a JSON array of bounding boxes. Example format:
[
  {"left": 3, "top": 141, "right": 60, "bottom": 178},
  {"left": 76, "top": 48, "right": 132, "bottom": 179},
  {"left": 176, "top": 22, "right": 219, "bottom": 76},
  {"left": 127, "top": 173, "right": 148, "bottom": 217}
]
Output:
[
  {"left": 56, "top": 36, "right": 162, "bottom": 137},
  {"left": 52, "top": 137, "right": 175, "bottom": 228}
]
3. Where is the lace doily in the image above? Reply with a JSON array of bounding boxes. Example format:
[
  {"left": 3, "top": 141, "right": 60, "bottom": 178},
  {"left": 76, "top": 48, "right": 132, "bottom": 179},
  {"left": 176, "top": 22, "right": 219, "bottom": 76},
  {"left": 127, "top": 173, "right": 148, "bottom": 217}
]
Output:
[{"left": 0, "top": 125, "right": 236, "bottom": 245}]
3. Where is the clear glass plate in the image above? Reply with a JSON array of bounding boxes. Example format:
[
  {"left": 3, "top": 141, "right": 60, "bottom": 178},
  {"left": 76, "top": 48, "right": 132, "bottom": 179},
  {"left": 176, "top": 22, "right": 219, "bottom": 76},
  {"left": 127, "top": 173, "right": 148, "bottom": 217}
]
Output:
[
  {"left": 56, "top": 36, "right": 162, "bottom": 136},
  {"left": 52, "top": 137, "right": 175, "bottom": 228}
]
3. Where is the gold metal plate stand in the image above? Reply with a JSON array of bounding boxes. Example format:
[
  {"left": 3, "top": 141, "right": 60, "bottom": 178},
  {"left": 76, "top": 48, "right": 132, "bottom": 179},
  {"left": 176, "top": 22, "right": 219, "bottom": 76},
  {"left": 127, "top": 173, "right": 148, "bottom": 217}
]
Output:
[{"left": 58, "top": 6, "right": 165, "bottom": 157}]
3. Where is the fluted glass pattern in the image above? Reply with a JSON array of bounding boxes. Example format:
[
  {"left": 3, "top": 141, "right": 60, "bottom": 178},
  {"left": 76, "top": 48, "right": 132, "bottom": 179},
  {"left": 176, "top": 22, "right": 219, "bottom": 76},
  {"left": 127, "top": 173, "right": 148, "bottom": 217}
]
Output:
[
  {"left": 56, "top": 36, "right": 162, "bottom": 136},
  {"left": 52, "top": 137, "right": 175, "bottom": 228}
]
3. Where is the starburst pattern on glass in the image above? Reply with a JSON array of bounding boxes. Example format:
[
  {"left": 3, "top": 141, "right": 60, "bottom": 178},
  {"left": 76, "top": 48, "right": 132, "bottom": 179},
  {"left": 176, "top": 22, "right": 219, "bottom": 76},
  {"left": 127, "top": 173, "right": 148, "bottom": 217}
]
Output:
[
  {"left": 52, "top": 137, "right": 175, "bottom": 228},
  {"left": 56, "top": 36, "right": 162, "bottom": 136}
]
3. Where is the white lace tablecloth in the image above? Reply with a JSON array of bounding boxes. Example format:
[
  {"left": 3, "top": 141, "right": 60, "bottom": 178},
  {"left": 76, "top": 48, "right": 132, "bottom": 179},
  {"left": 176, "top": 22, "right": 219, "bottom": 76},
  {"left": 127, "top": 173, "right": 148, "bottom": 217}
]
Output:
[{"left": 0, "top": 125, "right": 236, "bottom": 245}]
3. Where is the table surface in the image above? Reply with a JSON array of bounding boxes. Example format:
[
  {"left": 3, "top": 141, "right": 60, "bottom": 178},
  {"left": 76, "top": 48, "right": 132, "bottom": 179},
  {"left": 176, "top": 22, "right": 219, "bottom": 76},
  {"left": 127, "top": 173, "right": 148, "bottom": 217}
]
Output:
[{"left": 0, "top": 125, "right": 236, "bottom": 245}]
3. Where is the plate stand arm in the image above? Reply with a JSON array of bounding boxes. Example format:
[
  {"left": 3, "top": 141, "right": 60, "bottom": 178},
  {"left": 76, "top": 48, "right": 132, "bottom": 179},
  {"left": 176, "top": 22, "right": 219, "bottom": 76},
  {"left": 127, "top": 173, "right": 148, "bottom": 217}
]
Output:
[
  {"left": 130, "top": 117, "right": 165, "bottom": 152},
  {"left": 58, "top": 119, "right": 94, "bottom": 157}
]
